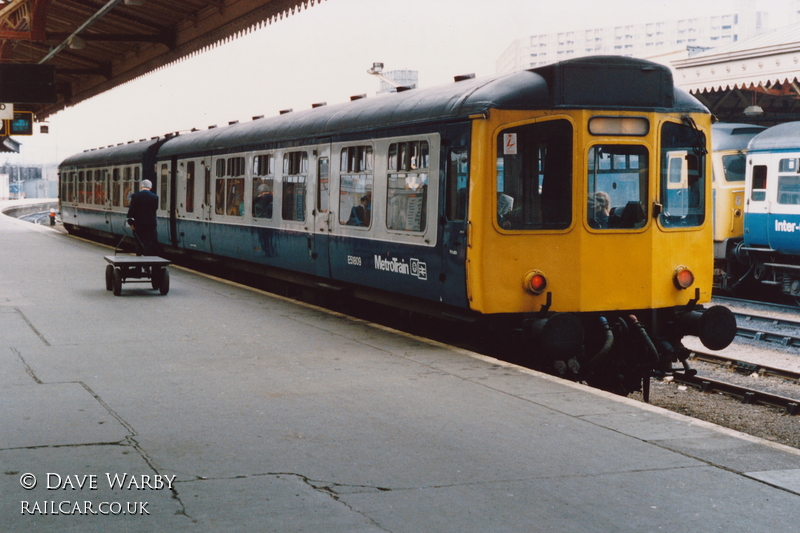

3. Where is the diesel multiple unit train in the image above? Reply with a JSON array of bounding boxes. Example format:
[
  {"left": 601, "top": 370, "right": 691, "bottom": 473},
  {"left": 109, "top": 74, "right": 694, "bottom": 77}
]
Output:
[
  {"left": 713, "top": 121, "right": 800, "bottom": 304},
  {"left": 59, "top": 56, "right": 736, "bottom": 396}
]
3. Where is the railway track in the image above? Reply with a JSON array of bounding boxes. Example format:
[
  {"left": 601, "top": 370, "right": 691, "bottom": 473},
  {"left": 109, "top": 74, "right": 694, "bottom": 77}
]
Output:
[
  {"left": 713, "top": 295, "right": 800, "bottom": 347},
  {"left": 671, "top": 350, "right": 800, "bottom": 415}
]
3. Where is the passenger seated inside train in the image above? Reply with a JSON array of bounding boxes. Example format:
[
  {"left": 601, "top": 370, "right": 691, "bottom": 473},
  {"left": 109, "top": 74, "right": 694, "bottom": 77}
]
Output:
[
  {"left": 588, "top": 191, "right": 610, "bottom": 229},
  {"left": 254, "top": 184, "right": 273, "bottom": 218},
  {"left": 346, "top": 194, "right": 371, "bottom": 227}
]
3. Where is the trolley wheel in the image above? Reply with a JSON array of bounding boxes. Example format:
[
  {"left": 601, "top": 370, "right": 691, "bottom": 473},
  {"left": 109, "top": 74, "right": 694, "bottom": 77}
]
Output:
[
  {"left": 105, "top": 264, "right": 114, "bottom": 291},
  {"left": 159, "top": 268, "right": 170, "bottom": 295},
  {"left": 151, "top": 267, "right": 162, "bottom": 290},
  {"left": 112, "top": 267, "right": 123, "bottom": 296}
]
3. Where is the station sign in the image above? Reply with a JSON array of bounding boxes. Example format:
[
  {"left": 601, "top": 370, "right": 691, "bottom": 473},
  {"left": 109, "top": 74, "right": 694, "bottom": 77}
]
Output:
[
  {"left": 9, "top": 111, "right": 34, "bottom": 135},
  {"left": 0, "top": 111, "right": 34, "bottom": 137}
]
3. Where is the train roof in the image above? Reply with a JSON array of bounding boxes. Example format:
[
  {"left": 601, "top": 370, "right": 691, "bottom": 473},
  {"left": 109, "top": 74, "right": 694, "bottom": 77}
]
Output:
[
  {"left": 154, "top": 56, "right": 707, "bottom": 158},
  {"left": 58, "top": 56, "right": 709, "bottom": 167},
  {"left": 711, "top": 123, "right": 766, "bottom": 152},
  {"left": 747, "top": 121, "right": 800, "bottom": 152},
  {"left": 60, "top": 138, "right": 162, "bottom": 168}
]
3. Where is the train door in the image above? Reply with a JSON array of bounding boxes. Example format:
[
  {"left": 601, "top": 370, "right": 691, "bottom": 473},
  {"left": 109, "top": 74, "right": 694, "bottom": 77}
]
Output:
[
  {"left": 103, "top": 168, "right": 113, "bottom": 231},
  {"left": 310, "top": 143, "right": 332, "bottom": 278},
  {"left": 744, "top": 159, "right": 770, "bottom": 247},
  {"left": 169, "top": 155, "right": 179, "bottom": 247},
  {"left": 201, "top": 162, "right": 214, "bottom": 253},
  {"left": 155, "top": 160, "right": 172, "bottom": 249},
  {"left": 666, "top": 151, "right": 689, "bottom": 216},
  {"left": 440, "top": 124, "right": 470, "bottom": 307}
]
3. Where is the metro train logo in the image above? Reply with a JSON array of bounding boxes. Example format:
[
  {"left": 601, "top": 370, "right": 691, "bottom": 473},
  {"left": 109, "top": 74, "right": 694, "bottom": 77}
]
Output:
[
  {"left": 775, "top": 220, "right": 799, "bottom": 233},
  {"left": 374, "top": 255, "right": 428, "bottom": 281}
]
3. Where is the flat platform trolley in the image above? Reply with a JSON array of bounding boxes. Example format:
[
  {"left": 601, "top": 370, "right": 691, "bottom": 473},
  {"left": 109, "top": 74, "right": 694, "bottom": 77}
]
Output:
[{"left": 104, "top": 255, "right": 171, "bottom": 296}]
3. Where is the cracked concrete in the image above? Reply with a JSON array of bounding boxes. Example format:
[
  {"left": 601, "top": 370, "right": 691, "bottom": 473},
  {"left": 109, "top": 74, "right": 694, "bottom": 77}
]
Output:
[{"left": 2, "top": 209, "right": 800, "bottom": 532}]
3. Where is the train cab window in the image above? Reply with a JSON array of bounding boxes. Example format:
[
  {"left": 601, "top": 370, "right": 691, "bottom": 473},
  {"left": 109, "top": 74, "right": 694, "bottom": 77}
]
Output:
[
  {"left": 751, "top": 165, "right": 767, "bottom": 201},
  {"left": 160, "top": 164, "right": 169, "bottom": 211},
  {"left": 252, "top": 154, "right": 274, "bottom": 219},
  {"left": 587, "top": 145, "right": 648, "bottom": 229},
  {"left": 386, "top": 141, "right": 428, "bottom": 232},
  {"left": 282, "top": 151, "right": 308, "bottom": 221},
  {"left": 185, "top": 162, "right": 195, "bottom": 213},
  {"left": 721, "top": 154, "right": 746, "bottom": 182},
  {"left": 339, "top": 146, "right": 373, "bottom": 228},
  {"left": 446, "top": 148, "right": 469, "bottom": 221},
  {"left": 112, "top": 169, "right": 121, "bottom": 207},
  {"left": 214, "top": 157, "right": 246, "bottom": 216},
  {"left": 659, "top": 121, "right": 706, "bottom": 228},
  {"left": 496, "top": 119, "right": 572, "bottom": 230}
]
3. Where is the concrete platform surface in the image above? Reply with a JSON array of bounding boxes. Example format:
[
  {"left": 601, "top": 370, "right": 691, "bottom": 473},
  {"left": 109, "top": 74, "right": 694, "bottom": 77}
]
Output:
[{"left": 1, "top": 207, "right": 799, "bottom": 533}]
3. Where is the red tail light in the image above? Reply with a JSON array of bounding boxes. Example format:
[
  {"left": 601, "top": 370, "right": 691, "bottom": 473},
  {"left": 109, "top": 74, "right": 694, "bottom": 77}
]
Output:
[
  {"left": 523, "top": 270, "right": 548, "bottom": 295},
  {"left": 673, "top": 266, "right": 694, "bottom": 289}
]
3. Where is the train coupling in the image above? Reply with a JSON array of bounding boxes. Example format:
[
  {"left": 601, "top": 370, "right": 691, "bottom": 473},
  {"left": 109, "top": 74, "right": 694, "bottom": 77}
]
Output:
[{"left": 677, "top": 305, "right": 736, "bottom": 351}]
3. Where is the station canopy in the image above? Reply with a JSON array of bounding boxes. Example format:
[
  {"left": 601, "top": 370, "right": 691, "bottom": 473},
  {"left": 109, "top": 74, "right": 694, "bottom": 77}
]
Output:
[
  {"left": 672, "top": 22, "right": 800, "bottom": 126},
  {"left": 0, "top": 0, "right": 320, "bottom": 121}
]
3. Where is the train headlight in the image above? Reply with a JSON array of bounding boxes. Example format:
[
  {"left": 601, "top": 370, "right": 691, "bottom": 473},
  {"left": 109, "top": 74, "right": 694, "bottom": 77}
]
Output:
[
  {"left": 673, "top": 266, "right": 694, "bottom": 290},
  {"left": 523, "top": 270, "right": 548, "bottom": 295}
]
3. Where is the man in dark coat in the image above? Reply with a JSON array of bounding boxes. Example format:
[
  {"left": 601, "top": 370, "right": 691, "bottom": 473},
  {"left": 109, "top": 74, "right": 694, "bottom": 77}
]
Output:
[{"left": 127, "top": 179, "right": 159, "bottom": 256}]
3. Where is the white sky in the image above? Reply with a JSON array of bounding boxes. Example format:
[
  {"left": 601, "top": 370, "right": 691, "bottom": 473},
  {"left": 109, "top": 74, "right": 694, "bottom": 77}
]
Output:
[{"left": 5, "top": 0, "right": 794, "bottom": 168}]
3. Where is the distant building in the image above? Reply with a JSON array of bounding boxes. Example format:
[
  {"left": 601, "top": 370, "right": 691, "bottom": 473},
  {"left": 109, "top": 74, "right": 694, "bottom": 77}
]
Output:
[
  {"left": 496, "top": 1, "right": 799, "bottom": 74},
  {"left": 376, "top": 69, "right": 419, "bottom": 94}
]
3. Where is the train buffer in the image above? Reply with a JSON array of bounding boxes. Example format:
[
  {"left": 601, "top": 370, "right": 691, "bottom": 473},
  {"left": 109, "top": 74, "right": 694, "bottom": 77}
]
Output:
[{"left": 103, "top": 255, "right": 171, "bottom": 296}]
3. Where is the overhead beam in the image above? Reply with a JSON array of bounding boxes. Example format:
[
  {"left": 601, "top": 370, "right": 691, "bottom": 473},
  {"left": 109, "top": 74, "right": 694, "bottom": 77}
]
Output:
[
  {"left": 46, "top": 31, "right": 175, "bottom": 47},
  {"left": 38, "top": 0, "right": 125, "bottom": 64}
]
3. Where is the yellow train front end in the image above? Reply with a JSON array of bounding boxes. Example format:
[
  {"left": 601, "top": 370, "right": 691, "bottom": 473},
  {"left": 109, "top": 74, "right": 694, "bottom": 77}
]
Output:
[{"left": 465, "top": 97, "right": 735, "bottom": 395}]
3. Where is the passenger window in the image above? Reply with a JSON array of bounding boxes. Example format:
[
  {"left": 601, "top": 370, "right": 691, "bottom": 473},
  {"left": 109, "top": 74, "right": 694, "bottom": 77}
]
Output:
[
  {"left": 282, "top": 151, "right": 307, "bottom": 221},
  {"left": 112, "top": 168, "right": 121, "bottom": 207},
  {"left": 751, "top": 165, "right": 767, "bottom": 201},
  {"left": 215, "top": 157, "right": 246, "bottom": 216},
  {"left": 78, "top": 171, "right": 86, "bottom": 203},
  {"left": 160, "top": 164, "right": 169, "bottom": 211},
  {"left": 496, "top": 119, "right": 572, "bottom": 230},
  {"left": 778, "top": 176, "right": 800, "bottom": 205},
  {"left": 446, "top": 148, "right": 468, "bottom": 221},
  {"left": 94, "top": 169, "right": 105, "bottom": 205},
  {"left": 186, "top": 162, "right": 195, "bottom": 213},
  {"left": 123, "top": 168, "right": 132, "bottom": 207},
  {"left": 588, "top": 145, "right": 648, "bottom": 229},
  {"left": 339, "top": 146, "right": 373, "bottom": 227},
  {"left": 659, "top": 121, "right": 706, "bottom": 228},
  {"left": 252, "top": 154, "right": 274, "bottom": 219},
  {"left": 67, "top": 172, "right": 75, "bottom": 202},
  {"left": 85, "top": 171, "right": 94, "bottom": 204},
  {"left": 779, "top": 158, "right": 798, "bottom": 172},
  {"left": 386, "top": 141, "right": 428, "bottom": 232}
]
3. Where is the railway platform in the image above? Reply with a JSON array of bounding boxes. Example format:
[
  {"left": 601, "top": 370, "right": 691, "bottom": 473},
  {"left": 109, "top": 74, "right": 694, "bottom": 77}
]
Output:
[{"left": 1, "top": 204, "right": 799, "bottom": 533}]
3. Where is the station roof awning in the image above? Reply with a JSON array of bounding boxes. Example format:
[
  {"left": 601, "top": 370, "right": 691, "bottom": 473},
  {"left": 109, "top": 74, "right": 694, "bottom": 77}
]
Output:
[
  {"left": 672, "top": 22, "right": 800, "bottom": 124},
  {"left": 0, "top": 0, "right": 321, "bottom": 120},
  {"left": 0, "top": 136, "right": 20, "bottom": 153}
]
